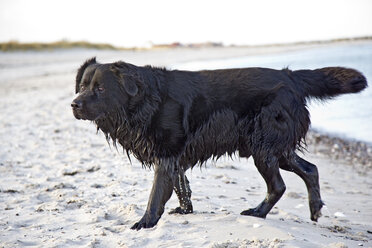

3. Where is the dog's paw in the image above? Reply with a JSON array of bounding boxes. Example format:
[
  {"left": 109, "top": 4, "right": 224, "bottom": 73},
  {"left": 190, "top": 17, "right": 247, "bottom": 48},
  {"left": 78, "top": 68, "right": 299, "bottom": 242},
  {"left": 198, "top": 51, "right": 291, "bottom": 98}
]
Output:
[
  {"left": 130, "top": 215, "right": 159, "bottom": 230},
  {"left": 240, "top": 208, "right": 266, "bottom": 218},
  {"left": 310, "top": 200, "right": 324, "bottom": 222},
  {"left": 169, "top": 207, "right": 193, "bottom": 215}
]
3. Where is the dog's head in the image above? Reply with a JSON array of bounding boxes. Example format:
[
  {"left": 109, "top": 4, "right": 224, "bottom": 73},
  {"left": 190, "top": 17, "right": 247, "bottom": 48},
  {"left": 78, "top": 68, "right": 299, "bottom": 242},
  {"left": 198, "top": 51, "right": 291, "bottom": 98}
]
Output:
[{"left": 71, "top": 57, "right": 142, "bottom": 121}]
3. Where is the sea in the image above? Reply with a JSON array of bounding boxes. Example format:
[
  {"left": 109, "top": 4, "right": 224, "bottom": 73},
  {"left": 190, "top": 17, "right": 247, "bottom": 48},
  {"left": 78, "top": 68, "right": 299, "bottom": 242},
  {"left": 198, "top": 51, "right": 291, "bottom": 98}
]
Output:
[{"left": 172, "top": 42, "right": 372, "bottom": 144}]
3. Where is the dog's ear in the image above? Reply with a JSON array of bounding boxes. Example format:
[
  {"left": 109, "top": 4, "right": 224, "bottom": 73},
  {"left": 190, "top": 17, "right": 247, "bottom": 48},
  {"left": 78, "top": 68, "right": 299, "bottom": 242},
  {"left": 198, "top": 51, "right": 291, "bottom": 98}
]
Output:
[
  {"left": 75, "top": 57, "right": 97, "bottom": 93},
  {"left": 121, "top": 75, "right": 139, "bottom": 96},
  {"left": 110, "top": 63, "right": 141, "bottom": 97}
]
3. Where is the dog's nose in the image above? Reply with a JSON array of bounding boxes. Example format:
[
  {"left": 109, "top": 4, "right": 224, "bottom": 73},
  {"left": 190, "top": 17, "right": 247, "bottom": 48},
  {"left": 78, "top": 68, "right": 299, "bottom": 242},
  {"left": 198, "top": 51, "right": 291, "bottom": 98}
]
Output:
[{"left": 71, "top": 100, "right": 82, "bottom": 109}]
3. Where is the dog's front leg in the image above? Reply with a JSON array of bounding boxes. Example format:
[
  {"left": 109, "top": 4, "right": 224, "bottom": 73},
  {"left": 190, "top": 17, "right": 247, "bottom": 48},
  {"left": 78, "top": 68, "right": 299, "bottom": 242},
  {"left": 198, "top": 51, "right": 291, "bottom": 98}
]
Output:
[
  {"left": 131, "top": 161, "right": 176, "bottom": 230},
  {"left": 169, "top": 167, "right": 193, "bottom": 215}
]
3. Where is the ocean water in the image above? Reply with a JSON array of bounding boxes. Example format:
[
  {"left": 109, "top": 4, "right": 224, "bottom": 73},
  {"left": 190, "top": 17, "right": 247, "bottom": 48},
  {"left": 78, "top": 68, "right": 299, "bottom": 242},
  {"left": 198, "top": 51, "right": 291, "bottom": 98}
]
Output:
[{"left": 172, "top": 43, "right": 372, "bottom": 144}]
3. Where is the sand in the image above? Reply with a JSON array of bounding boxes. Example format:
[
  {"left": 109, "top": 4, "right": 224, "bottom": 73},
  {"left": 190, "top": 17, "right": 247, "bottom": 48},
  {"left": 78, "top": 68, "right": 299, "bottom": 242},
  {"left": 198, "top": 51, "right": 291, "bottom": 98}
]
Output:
[{"left": 0, "top": 45, "right": 371, "bottom": 247}]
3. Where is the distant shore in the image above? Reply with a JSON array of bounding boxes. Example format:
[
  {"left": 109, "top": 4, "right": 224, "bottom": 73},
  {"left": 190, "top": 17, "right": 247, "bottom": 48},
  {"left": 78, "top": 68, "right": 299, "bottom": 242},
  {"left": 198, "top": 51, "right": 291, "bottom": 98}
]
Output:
[
  {"left": 0, "top": 40, "right": 128, "bottom": 52},
  {"left": 1, "top": 36, "right": 372, "bottom": 52}
]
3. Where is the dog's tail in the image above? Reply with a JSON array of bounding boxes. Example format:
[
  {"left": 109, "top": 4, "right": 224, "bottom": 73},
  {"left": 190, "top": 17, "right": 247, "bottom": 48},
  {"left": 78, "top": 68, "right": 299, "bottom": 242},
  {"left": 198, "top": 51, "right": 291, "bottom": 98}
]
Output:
[{"left": 291, "top": 67, "right": 367, "bottom": 100}]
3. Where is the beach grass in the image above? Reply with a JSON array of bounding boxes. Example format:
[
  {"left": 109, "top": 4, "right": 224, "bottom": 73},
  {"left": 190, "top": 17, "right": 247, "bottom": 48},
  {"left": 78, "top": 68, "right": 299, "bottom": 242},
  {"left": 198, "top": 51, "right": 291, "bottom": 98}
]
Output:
[{"left": 0, "top": 40, "right": 127, "bottom": 51}]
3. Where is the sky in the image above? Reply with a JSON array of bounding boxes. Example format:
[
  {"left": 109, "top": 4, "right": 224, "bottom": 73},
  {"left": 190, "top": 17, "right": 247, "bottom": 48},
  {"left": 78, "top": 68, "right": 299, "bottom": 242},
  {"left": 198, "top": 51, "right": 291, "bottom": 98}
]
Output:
[{"left": 0, "top": 0, "right": 372, "bottom": 47}]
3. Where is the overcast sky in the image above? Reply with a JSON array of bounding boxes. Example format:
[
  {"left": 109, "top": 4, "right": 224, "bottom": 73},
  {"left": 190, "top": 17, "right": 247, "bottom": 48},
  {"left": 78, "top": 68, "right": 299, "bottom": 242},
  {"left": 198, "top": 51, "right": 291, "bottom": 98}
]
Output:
[{"left": 1, "top": 0, "right": 371, "bottom": 47}]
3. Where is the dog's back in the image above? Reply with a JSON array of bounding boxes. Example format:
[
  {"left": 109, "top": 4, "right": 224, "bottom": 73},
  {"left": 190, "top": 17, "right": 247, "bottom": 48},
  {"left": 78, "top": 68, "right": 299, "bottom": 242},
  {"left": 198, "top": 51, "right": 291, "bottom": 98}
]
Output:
[{"left": 175, "top": 66, "right": 367, "bottom": 167}]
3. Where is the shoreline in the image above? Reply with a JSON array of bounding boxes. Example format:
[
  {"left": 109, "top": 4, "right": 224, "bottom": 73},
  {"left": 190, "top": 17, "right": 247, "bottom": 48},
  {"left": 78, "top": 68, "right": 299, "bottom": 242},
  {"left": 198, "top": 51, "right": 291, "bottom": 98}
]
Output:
[{"left": 307, "top": 129, "right": 372, "bottom": 169}]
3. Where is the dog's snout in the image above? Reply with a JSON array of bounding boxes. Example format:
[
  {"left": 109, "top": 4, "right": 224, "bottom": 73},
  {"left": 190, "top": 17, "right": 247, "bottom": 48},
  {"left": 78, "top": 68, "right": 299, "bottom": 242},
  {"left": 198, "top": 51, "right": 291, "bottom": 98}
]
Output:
[{"left": 71, "top": 100, "right": 82, "bottom": 109}]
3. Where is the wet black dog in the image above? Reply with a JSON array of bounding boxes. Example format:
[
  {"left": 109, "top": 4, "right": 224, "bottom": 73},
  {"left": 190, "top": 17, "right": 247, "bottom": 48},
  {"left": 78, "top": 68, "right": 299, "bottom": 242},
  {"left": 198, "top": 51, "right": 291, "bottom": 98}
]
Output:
[{"left": 72, "top": 57, "right": 367, "bottom": 230}]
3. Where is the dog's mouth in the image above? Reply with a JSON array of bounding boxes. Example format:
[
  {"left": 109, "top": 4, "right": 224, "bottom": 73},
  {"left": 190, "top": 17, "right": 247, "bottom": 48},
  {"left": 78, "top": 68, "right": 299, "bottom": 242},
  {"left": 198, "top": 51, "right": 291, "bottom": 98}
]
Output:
[
  {"left": 72, "top": 108, "right": 103, "bottom": 121},
  {"left": 72, "top": 108, "right": 83, "bottom": 120}
]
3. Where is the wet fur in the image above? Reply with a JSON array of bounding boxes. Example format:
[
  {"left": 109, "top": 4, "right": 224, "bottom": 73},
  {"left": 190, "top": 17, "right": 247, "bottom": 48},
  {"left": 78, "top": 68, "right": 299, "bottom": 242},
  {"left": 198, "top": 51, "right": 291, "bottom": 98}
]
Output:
[{"left": 72, "top": 58, "right": 367, "bottom": 230}]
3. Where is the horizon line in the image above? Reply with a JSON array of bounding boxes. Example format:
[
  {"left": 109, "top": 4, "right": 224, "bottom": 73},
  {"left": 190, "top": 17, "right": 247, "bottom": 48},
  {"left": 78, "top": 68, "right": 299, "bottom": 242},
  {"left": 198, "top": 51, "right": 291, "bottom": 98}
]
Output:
[{"left": 1, "top": 35, "right": 372, "bottom": 52}]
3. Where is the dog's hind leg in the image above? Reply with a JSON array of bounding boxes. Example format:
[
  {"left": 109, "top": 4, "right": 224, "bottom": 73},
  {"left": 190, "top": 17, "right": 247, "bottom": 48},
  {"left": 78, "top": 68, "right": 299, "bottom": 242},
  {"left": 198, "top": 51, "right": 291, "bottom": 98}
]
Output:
[
  {"left": 241, "top": 155, "right": 286, "bottom": 218},
  {"left": 169, "top": 168, "right": 193, "bottom": 215},
  {"left": 279, "top": 154, "right": 324, "bottom": 221},
  {"left": 131, "top": 161, "right": 177, "bottom": 230}
]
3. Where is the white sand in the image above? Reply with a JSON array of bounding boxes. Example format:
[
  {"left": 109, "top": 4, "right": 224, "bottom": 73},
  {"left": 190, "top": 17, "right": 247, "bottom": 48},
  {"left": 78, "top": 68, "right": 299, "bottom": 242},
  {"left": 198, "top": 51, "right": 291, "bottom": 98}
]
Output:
[{"left": 0, "top": 46, "right": 371, "bottom": 247}]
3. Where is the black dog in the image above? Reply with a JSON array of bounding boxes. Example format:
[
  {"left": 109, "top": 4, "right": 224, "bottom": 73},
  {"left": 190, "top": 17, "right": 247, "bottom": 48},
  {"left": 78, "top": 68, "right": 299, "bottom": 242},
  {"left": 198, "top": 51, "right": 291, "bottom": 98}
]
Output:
[{"left": 71, "top": 57, "right": 367, "bottom": 230}]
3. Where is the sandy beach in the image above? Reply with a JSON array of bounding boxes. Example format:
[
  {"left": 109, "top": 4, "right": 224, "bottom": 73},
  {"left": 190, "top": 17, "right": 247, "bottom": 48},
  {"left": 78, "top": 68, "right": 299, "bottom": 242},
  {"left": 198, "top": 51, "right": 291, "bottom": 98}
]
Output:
[{"left": 0, "top": 43, "right": 371, "bottom": 247}]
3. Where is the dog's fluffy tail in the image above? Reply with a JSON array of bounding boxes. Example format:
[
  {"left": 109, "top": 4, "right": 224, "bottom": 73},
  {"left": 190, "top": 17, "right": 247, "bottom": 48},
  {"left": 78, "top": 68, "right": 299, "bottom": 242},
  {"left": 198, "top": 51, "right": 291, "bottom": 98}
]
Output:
[{"left": 291, "top": 67, "right": 368, "bottom": 100}]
